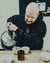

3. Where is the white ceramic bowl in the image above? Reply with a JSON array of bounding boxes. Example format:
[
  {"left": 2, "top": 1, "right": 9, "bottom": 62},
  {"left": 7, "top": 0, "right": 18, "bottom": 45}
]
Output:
[
  {"left": 40, "top": 52, "right": 50, "bottom": 61},
  {"left": 21, "top": 46, "right": 30, "bottom": 54},
  {"left": 1, "top": 54, "right": 14, "bottom": 63},
  {"left": 12, "top": 46, "right": 21, "bottom": 54}
]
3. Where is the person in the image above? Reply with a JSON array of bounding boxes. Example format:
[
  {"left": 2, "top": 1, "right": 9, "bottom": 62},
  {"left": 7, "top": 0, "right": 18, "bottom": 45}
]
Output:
[{"left": 6, "top": 2, "right": 46, "bottom": 50}]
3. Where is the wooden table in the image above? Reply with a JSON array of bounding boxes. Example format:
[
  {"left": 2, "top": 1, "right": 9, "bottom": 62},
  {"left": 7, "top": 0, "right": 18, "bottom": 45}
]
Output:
[{"left": 0, "top": 50, "right": 50, "bottom": 63}]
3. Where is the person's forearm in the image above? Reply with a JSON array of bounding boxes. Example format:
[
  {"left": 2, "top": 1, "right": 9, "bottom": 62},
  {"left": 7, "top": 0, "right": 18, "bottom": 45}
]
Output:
[
  {"left": 15, "top": 28, "right": 32, "bottom": 40},
  {"left": 15, "top": 27, "right": 45, "bottom": 40}
]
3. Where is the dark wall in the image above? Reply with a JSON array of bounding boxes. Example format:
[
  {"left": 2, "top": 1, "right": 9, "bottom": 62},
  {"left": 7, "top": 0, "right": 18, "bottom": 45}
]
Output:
[{"left": 19, "top": 0, "right": 26, "bottom": 15}]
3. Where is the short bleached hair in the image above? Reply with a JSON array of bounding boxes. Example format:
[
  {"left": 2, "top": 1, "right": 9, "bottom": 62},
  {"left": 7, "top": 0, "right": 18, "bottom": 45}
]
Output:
[{"left": 26, "top": 2, "right": 39, "bottom": 14}]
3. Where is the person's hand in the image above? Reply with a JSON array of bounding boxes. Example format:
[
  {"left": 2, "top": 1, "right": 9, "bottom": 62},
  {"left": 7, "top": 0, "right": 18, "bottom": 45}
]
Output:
[
  {"left": 6, "top": 22, "right": 18, "bottom": 31},
  {"left": 6, "top": 22, "right": 12, "bottom": 29}
]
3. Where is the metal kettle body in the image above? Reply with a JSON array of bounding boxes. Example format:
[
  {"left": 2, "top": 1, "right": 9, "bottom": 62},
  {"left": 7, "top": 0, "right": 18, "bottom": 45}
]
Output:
[{"left": 1, "top": 31, "right": 17, "bottom": 50}]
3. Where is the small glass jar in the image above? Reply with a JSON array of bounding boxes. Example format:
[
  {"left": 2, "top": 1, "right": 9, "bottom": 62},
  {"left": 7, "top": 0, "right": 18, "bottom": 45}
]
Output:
[{"left": 17, "top": 50, "right": 25, "bottom": 61}]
